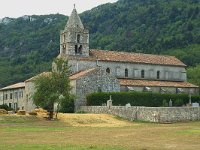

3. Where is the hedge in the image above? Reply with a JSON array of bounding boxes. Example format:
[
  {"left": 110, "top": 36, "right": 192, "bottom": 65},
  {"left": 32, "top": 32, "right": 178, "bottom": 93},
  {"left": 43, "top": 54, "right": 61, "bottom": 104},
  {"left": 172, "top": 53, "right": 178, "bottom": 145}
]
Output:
[
  {"left": 0, "top": 104, "right": 13, "bottom": 111},
  {"left": 86, "top": 92, "right": 200, "bottom": 107}
]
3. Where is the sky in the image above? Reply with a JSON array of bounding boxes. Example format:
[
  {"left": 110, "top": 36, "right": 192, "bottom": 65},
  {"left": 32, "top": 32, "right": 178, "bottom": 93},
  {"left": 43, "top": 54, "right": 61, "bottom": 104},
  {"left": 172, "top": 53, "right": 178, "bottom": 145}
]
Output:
[{"left": 0, "top": 0, "right": 117, "bottom": 19}]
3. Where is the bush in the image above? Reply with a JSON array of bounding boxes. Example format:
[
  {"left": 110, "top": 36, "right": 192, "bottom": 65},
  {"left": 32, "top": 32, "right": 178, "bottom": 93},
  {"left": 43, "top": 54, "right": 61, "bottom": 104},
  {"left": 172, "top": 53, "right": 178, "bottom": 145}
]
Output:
[
  {"left": 174, "top": 99, "right": 184, "bottom": 106},
  {"left": 162, "top": 99, "right": 168, "bottom": 107},
  {"left": 0, "top": 104, "right": 13, "bottom": 111},
  {"left": 59, "top": 98, "right": 74, "bottom": 113},
  {"left": 191, "top": 95, "right": 200, "bottom": 104},
  {"left": 86, "top": 92, "right": 200, "bottom": 107}
]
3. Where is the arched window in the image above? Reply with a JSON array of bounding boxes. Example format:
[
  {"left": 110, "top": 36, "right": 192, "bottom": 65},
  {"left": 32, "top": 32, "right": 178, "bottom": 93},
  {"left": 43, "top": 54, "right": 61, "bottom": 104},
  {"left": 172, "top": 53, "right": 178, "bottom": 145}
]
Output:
[
  {"left": 77, "top": 34, "right": 80, "bottom": 43},
  {"left": 157, "top": 71, "right": 160, "bottom": 79},
  {"left": 125, "top": 68, "right": 128, "bottom": 77},
  {"left": 106, "top": 68, "right": 111, "bottom": 74},
  {"left": 141, "top": 70, "right": 145, "bottom": 78},
  {"left": 75, "top": 45, "right": 78, "bottom": 54},
  {"left": 78, "top": 45, "right": 82, "bottom": 54}
]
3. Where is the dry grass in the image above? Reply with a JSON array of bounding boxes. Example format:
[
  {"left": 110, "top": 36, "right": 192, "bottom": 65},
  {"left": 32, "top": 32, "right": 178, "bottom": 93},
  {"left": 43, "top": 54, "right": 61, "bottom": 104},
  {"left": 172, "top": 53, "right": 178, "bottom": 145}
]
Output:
[
  {"left": 0, "top": 114, "right": 200, "bottom": 150},
  {"left": 17, "top": 110, "right": 26, "bottom": 115},
  {"left": 57, "top": 113, "right": 134, "bottom": 127},
  {"left": 0, "top": 109, "right": 7, "bottom": 115}
]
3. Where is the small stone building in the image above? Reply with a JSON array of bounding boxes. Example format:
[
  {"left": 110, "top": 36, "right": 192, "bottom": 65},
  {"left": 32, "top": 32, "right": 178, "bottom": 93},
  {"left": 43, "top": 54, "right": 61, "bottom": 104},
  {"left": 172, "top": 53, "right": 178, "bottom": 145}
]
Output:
[
  {"left": 0, "top": 83, "right": 25, "bottom": 111},
  {"left": 69, "top": 68, "right": 120, "bottom": 108}
]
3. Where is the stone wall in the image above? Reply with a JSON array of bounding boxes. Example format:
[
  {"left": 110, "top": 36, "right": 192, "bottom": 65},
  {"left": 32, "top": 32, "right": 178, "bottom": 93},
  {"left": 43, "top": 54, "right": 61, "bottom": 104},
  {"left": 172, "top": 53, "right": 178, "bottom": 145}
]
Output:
[
  {"left": 73, "top": 68, "right": 120, "bottom": 109},
  {"left": 80, "top": 106, "right": 200, "bottom": 123},
  {"left": 24, "top": 81, "right": 36, "bottom": 112}
]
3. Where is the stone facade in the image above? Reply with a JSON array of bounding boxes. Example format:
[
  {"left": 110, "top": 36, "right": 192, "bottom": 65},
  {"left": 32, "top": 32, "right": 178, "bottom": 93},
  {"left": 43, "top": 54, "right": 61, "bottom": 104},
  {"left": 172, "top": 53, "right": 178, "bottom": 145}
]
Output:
[
  {"left": 0, "top": 83, "right": 25, "bottom": 111},
  {"left": 24, "top": 81, "right": 37, "bottom": 112},
  {"left": 68, "top": 59, "right": 187, "bottom": 82},
  {"left": 70, "top": 68, "right": 120, "bottom": 109},
  {"left": 80, "top": 106, "right": 200, "bottom": 123}
]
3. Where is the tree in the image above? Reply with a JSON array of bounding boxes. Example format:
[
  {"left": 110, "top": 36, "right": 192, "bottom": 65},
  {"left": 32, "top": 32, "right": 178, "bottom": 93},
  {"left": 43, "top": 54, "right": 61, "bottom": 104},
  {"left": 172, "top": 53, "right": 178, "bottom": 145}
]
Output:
[
  {"left": 187, "top": 64, "right": 200, "bottom": 94},
  {"left": 33, "top": 58, "right": 73, "bottom": 119}
]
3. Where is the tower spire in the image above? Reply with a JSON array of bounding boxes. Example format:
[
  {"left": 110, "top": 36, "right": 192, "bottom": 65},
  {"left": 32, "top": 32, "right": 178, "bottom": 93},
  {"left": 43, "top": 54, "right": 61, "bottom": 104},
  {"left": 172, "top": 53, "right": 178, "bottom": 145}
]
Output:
[
  {"left": 65, "top": 5, "right": 84, "bottom": 30},
  {"left": 60, "top": 6, "right": 89, "bottom": 57}
]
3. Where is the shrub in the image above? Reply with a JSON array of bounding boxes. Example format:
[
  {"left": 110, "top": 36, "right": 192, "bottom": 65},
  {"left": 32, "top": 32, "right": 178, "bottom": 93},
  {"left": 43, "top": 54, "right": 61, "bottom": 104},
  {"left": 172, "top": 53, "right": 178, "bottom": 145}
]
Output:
[
  {"left": 174, "top": 99, "right": 184, "bottom": 106},
  {"left": 59, "top": 98, "right": 74, "bottom": 113},
  {"left": 162, "top": 99, "right": 168, "bottom": 107},
  {"left": 0, "top": 104, "right": 13, "bottom": 111},
  {"left": 191, "top": 95, "right": 200, "bottom": 104},
  {"left": 86, "top": 92, "right": 200, "bottom": 107}
]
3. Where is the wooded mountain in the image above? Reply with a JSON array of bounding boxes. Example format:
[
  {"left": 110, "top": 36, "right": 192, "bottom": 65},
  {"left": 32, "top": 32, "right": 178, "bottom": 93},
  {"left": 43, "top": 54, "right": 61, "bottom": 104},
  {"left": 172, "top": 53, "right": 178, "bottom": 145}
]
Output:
[{"left": 0, "top": 0, "right": 200, "bottom": 87}]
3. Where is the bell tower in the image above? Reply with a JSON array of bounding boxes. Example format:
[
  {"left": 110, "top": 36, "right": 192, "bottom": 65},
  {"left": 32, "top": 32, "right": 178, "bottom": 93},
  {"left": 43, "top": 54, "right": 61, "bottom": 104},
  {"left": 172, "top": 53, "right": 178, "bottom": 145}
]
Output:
[{"left": 60, "top": 5, "right": 89, "bottom": 57}]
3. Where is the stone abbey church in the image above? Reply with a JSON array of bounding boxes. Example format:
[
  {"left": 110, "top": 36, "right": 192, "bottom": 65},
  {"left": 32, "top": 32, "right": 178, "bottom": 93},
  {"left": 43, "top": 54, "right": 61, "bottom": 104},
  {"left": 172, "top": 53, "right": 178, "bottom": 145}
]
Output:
[{"left": 0, "top": 7, "right": 199, "bottom": 112}]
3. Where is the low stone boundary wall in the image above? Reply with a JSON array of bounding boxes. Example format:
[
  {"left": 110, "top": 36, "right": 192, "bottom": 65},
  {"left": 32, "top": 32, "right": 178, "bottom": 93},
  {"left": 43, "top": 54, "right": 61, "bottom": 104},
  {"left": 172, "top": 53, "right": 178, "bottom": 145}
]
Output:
[{"left": 80, "top": 106, "right": 200, "bottom": 123}]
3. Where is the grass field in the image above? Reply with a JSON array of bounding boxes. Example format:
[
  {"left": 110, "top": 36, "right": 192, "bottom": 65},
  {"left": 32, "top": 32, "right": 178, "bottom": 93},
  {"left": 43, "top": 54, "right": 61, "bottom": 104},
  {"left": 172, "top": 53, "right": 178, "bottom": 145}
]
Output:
[{"left": 0, "top": 114, "right": 200, "bottom": 150}]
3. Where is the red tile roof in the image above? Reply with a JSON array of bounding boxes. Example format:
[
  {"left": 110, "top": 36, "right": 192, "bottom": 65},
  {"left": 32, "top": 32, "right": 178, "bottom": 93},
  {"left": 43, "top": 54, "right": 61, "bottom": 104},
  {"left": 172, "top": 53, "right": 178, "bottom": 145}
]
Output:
[
  {"left": 119, "top": 79, "right": 198, "bottom": 88},
  {"left": 25, "top": 72, "right": 52, "bottom": 82},
  {"left": 0, "top": 82, "right": 25, "bottom": 91},
  {"left": 90, "top": 49, "right": 186, "bottom": 67},
  {"left": 69, "top": 68, "right": 97, "bottom": 80}
]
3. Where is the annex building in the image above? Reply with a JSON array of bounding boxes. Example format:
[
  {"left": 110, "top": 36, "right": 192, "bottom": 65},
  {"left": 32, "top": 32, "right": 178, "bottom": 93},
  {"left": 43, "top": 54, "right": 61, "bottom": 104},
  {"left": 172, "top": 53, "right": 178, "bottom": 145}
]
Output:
[{"left": 0, "top": 7, "right": 199, "bottom": 112}]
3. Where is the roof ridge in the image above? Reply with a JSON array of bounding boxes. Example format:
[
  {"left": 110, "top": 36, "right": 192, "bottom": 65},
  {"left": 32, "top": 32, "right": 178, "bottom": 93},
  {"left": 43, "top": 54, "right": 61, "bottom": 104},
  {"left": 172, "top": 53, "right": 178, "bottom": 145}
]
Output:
[
  {"left": 69, "top": 68, "right": 97, "bottom": 80},
  {"left": 90, "top": 49, "right": 175, "bottom": 58},
  {"left": 0, "top": 82, "right": 25, "bottom": 91},
  {"left": 119, "top": 79, "right": 198, "bottom": 88},
  {"left": 89, "top": 49, "right": 186, "bottom": 67}
]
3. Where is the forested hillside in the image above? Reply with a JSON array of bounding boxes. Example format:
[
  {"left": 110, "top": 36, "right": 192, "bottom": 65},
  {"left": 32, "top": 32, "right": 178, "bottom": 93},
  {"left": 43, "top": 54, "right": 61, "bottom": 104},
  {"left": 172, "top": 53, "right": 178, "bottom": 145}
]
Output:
[{"left": 0, "top": 0, "right": 200, "bottom": 87}]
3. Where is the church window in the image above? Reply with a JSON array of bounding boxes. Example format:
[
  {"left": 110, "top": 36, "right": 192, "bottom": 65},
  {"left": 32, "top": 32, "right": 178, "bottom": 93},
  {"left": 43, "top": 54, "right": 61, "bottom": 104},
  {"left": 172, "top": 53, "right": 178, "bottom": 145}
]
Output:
[
  {"left": 78, "top": 45, "right": 82, "bottom": 54},
  {"left": 106, "top": 68, "right": 111, "bottom": 74},
  {"left": 157, "top": 71, "right": 160, "bottom": 79},
  {"left": 75, "top": 45, "right": 78, "bottom": 54},
  {"left": 77, "top": 34, "right": 80, "bottom": 43},
  {"left": 141, "top": 70, "right": 145, "bottom": 78},
  {"left": 125, "top": 68, "right": 128, "bottom": 77}
]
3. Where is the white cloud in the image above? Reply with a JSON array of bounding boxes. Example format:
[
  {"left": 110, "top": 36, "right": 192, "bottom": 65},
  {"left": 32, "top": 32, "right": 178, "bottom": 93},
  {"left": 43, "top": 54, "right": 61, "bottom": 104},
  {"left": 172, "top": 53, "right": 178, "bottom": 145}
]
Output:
[{"left": 0, "top": 0, "right": 117, "bottom": 18}]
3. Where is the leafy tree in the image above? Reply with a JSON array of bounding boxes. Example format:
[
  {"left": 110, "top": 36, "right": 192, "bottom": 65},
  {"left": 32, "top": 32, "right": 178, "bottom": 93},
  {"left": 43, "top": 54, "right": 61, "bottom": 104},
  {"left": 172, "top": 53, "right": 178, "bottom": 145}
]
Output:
[
  {"left": 33, "top": 58, "right": 73, "bottom": 119},
  {"left": 187, "top": 64, "right": 200, "bottom": 94}
]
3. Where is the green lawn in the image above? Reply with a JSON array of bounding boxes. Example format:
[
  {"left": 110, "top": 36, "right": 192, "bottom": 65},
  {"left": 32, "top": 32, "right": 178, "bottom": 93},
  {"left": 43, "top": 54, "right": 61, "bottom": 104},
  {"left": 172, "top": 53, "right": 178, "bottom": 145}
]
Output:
[{"left": 0, "top": 115, "right": 200, "bottom": 150}]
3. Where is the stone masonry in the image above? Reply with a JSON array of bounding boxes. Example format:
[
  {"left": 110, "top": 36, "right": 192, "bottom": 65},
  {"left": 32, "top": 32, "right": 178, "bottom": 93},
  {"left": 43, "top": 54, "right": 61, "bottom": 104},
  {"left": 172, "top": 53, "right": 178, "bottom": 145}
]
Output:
[{"left": 80, "top": 106, "right": 200, "bottom": 123}]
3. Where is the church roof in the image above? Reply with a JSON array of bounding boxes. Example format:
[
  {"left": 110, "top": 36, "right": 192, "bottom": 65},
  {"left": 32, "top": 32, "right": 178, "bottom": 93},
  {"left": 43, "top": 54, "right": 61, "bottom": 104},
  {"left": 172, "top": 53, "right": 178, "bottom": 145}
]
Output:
[
  {"left": 65, "top": 7, "right": 84, "bottom": 30},
  {"left": 90, "top": 49, "right": 186, "bottom": 67},
  {"left": 25, "top": 72, "right": 52, "bottom": 82},
  {"left": 0, "top": 82, "right": 25, "bottom": 91},
  {"left": 119, "top": 79, "right": 198, "bottom": 88},
  {"left": 69, "top": 68, "right": 97, "bottom": 80}
]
